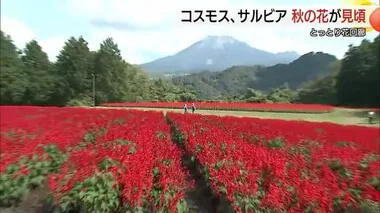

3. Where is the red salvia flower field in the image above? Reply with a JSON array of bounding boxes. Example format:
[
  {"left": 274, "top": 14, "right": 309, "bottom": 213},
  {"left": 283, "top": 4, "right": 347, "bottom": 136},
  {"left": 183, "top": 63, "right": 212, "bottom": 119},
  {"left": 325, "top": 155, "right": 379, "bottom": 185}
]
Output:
[
  {"left": 0, "top": 106, "right": 379, "bottom": 212},
  {"left": 0, "top": 106, "right": 189, "bottom": 212},
  {"left": 102, "top": 102, "right": 335, "bottom": 113},
  {"left": 168, "top": 112, "right": 380, "bottom": 212}
]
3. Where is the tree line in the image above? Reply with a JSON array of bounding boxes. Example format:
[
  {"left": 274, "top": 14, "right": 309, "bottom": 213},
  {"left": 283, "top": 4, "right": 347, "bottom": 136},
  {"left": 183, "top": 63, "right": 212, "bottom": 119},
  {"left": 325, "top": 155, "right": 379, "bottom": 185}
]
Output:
[
  {"left": 1, "top": 30, "right": 378, "bottom": 108},
  {"left": 0, "top": 31, "right": 197, "bottom": 106},
  {"left": 295, "top": 36, "right": 379, "bottom": 107}
]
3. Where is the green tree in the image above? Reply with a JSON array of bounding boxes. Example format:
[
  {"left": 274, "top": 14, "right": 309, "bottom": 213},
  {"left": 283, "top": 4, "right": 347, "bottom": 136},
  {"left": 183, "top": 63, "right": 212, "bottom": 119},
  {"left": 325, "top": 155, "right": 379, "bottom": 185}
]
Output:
[
  {"left": 336, "top": 36, "right": 380, "bottom": 107},
  {"left": 123, "top": 63, "right": 151, "bottom": 102},
  {"left": 94, "top": 38, "right": 124, "bottom": 103},
  {"left": 94, "top": 38, "right": 151, "bottom": 103},
  {"left": 267, "top": 83, "right": 294, "bottom": 103},
  {"left": 294, "top": 61, "right": 340, "bottom": 105},
  {"left": 149, "top": 78, "right": 171, "bottom": 101},
  {"left": 54, "top": 36, "right": 94, "bottom": 105},
  {"left": 244, "top": 88, "right": 267, "bottom": 103},
  {"left": 148, "top": 78, "right": 198, "bottom": 102},
  {"left": 177, "top": 89, "right": 197, "bottom": 102},
  {"left": 0, "top": 31, "right": 27, "bottom": 104},
  {"left": 21, "top": 40, "right": 56, "bottom": 105}
]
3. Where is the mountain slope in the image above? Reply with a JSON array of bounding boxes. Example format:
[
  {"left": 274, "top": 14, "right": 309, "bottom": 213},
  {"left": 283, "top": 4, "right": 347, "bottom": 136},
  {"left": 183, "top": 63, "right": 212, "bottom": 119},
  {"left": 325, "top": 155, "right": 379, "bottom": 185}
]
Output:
[
  {"left": 140, "top": 36, "right": 299, "bottom": 73},
  {"left": 171, "top": 52, "right": 338, "bottom": 99}
]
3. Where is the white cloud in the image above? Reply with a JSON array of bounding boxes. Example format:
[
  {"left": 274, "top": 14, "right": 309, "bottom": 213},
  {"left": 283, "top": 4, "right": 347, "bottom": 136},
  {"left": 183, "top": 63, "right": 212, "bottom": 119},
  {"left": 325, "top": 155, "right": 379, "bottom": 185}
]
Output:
[
  {"left": 3, "top": 0, "right": 378, "bottom": 64},
  {"left": 66, "top": 0, "right": 245, "bottom": 26},
  {"left": 39, "top": 37, "right": 67, "bottom": 62},
  {"left": 1, "top": 17, "right": 36, "bottom": 48},
  {"left": 1, "top": 17, "right": 65, "bottom": 61},
  {"left": 84, "top": 21, "right": 376, "bottom": 64},
  {"left": 64, "top": 0, "right": 378, "bottom": 63}
]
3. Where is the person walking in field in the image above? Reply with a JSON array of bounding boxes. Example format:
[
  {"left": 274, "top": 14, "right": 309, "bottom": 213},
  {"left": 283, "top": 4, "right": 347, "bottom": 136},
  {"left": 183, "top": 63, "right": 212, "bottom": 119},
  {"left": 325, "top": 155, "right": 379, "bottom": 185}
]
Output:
[
  {"left": 191, "top": 103, "right": 196, "bottom": 113},
  {"left": 183, "top": 104, "right": 188, "bottom": 113},
  {"left": 368, "top": 111, "right": 375, "bottom": 124}
]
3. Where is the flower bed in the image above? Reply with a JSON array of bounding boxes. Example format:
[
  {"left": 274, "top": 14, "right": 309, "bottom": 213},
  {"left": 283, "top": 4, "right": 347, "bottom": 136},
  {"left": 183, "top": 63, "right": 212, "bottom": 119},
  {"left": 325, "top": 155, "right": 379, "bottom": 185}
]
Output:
[
  {"left": 0, "top": 106, "right": 190, "bottom": 212},
  {"left": 167, "top": 112, "right": 380, "bottom": 212},
  {"left": 1, "top": 106, "right": 378, "bottom": 212}
]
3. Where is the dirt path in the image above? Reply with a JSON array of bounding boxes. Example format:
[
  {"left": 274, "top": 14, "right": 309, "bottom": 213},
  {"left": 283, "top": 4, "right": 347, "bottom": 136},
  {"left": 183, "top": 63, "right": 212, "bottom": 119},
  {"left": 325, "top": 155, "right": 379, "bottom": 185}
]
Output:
[
  {"left": 92, "top": 106, "right": 380, "bottom": 127},
  {"left": 0, "top": 180, "right": 54, "bottom": 213}
]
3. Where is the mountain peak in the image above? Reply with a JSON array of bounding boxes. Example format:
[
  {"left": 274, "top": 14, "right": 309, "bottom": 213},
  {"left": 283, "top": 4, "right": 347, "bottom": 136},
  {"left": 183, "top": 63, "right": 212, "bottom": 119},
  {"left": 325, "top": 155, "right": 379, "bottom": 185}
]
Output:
[
  {"left": 276, "top": 51, "right": 298, "bottom": 55},
  {"left": 140, "top": 36, "right": 300, "bottom": 73},
  {"left": 204, "top": 35, "right": 235, "bottom": 41},
  {"left": 197, "top": 35, "right": 237, "bottom": 49}
]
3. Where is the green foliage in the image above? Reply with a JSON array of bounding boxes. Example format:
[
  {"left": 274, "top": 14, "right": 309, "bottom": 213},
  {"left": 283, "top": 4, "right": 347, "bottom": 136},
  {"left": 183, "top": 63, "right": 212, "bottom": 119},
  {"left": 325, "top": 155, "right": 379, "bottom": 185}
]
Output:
[
  {"left": 56, "top": 172, "right": 120, "bottom": 213},
  {"left": 66, "top": 95, "right": 93, "bottom": 106},
  {"left": 294, "top": 72, "right": 338, "bottom": 105},
  {"left": 267, "top": 83, "right": 294, "bottom": 103},
  {"left": 228, "top": 85, "right": 295, "bottom": 104},
  {"left": 336, "top": 36, "right": 380, "bottom": 107},
  {"left": 94, "top": 38, "right": 151, "bottom": 103},
  {"left": 0, "top": 30, "right": 201, "bottom": 106},
  {"left": 293, "top": 57, "right": 337, "bottom": 105},
  {"left": 266, "top": 137, "right": 286, "bottom": 149},
  {"left": 0, "top": 31, "right": 199, "bottom": 106},
  {"left": 245, "top": 88, "right": 267, "bottom": 103},
  {"left": 54, "top": 36, "right": 94, "bottom": 105},
  {"left": 0, "top": 31, "right": 28, "bottom": 104},
  {"left": 21, "top": 40, "right": 57, "bottom": 105},
  {"left": 295, "top": 36, "right": 379, "bottom": 107},
  {"left": 149, "top": 78, "right": 198, "bottom": 102},
  {"left": 0, "top": 145, "right": 66, "bottom": 207},
  {"left": 148, "top": 165, "right": 189, "bottom": 213},
  {"left": 176, "top": 199, "right": 189, "bottom": 213},
  {"left": 171, "top": 70, "right": 222, "bottom": 99}
]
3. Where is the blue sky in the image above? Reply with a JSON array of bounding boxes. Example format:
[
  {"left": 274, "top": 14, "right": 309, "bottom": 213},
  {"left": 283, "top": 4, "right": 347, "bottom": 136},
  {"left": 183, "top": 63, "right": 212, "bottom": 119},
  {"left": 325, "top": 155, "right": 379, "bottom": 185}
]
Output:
[{"left": 1, "top": 0, "right": 378, "bottom": 63}]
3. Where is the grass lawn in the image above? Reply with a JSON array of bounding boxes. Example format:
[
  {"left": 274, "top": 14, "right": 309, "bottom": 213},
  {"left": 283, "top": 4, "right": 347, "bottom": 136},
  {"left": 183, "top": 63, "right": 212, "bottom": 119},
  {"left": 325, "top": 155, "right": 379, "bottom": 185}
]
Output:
[{"left": 96, "top": 107, "right": 380, "bottom": 127}]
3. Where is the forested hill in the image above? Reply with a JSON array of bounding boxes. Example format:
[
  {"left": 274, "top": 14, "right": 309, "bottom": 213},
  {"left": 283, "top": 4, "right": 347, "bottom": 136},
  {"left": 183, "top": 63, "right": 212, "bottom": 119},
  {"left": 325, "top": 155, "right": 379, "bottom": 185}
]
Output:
[
  {"left": 296, "top": 35, "right": 379, "bottom": 107},
  {"left": 171, "top": 52, "right": 338, "bottom": 99}
]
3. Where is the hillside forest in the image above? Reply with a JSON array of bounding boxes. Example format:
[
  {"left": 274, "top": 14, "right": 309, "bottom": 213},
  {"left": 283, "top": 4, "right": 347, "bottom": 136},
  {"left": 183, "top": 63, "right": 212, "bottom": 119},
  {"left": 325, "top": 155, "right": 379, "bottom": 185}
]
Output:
[{"left": 1, "top": 30, "right": 379, "bottom": 108}]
